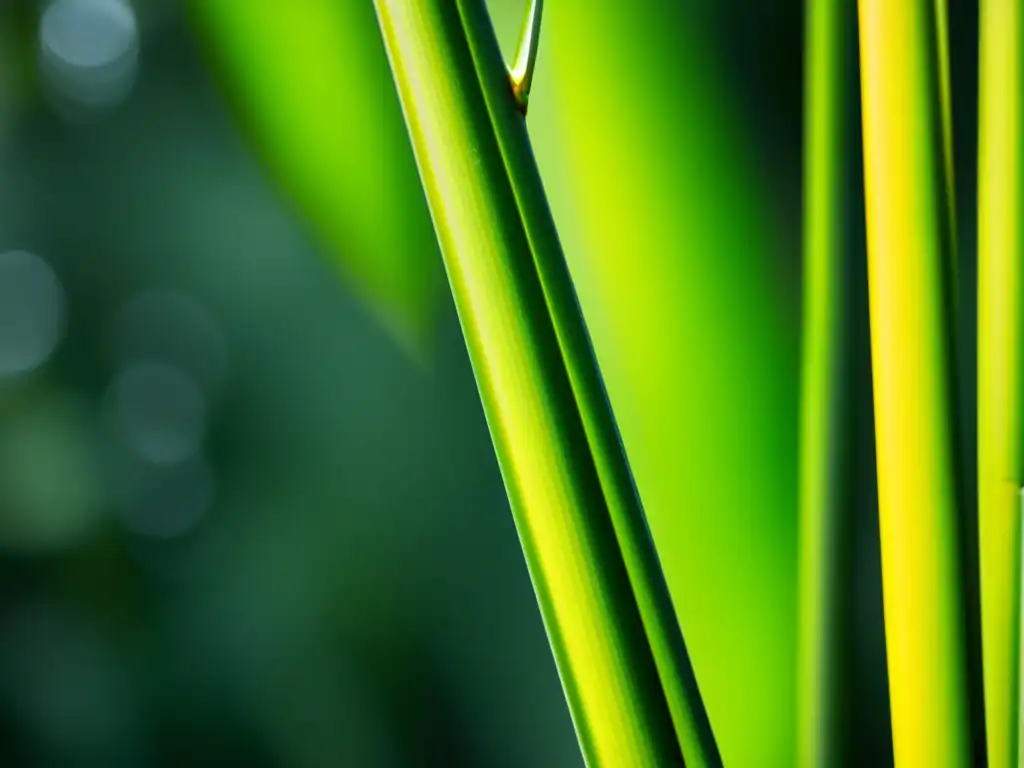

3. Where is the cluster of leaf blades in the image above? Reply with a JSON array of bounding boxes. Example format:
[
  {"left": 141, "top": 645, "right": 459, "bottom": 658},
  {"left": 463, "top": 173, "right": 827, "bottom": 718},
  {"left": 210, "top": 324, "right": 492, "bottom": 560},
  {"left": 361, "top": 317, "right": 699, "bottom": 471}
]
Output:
[
  {"left": 800, "top": 1, "right": 1023, "bottom": 766},
  {"left": 191, "top": 0, "right": 1024, "bottom": 765}
]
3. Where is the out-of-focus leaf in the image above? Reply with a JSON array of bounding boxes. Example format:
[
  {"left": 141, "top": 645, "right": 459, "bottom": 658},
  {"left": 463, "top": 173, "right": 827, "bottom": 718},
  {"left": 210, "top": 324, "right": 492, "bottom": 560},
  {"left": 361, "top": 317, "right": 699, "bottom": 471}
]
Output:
[
  {"left": 187, "top": 1, "right": 442, "bottom": 348},
  {"left": 516, "top": 1, "right": 799, "bottom": 764}
]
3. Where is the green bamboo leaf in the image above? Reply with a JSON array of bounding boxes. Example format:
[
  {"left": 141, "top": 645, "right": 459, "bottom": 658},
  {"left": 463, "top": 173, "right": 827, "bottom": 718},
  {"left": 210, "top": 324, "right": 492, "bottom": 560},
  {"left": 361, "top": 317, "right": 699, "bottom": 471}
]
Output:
[
  {"left": 374, "top": 1, "right": 720, "bottom": 765},
  {"left": 857, "top": 2, "right": 974, "bottom": 764},
  {"left": 187, "top": 1, "right": 442, "bottom": 348},
  {"left": 977, "top": 3, "right": 1024, "bottom": 766}
]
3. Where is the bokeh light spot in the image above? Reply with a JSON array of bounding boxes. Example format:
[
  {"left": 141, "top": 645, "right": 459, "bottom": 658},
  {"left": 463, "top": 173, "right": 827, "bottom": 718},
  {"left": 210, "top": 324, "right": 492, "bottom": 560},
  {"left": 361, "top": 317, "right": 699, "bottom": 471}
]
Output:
[
  {"left": 109, "top": 290, "right": 228, "bottom": 397},
  {"left": 106, "top": 361, "right": 206, "bottom": 466},
  {"left": 111, "top": 453, "right": 215, "bottom": 539},
  {"left": 0, "top": 392, "right": 104, "bottom": 551},
  {"left": 0, "top": 250, "right": 67, "bottom": 378},
  {"left": 38, "top": 0, "right": 140, "bottom": 118}
]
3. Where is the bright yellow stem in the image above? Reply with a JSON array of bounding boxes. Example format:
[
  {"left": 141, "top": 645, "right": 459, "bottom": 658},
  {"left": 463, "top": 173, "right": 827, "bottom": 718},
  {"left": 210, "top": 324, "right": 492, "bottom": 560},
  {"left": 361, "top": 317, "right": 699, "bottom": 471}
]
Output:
[
  {"left": 978, "top": 3, "right": 1024, "bottom": 766},
  {"left": 857, "top": 2, "right": 972, "bottom": 765}
]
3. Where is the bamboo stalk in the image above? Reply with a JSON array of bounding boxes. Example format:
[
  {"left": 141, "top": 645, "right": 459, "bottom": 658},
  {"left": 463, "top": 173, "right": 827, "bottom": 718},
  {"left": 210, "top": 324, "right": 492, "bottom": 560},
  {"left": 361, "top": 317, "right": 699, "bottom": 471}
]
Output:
[
  {"left": 1019, "top": 488, "right": 1024, "bottom": 761},
  {"left": 977, "top": 2, "right": 1024, "bottom": 765},
  {"left": 798, "top": 1, "right": 852, "bottom": 764},
  {"left": 856, "top": 2, "right": 973, "bottom": 765},
  {"left": 373, "top": 2, "right": 720, "bottom": 765}
]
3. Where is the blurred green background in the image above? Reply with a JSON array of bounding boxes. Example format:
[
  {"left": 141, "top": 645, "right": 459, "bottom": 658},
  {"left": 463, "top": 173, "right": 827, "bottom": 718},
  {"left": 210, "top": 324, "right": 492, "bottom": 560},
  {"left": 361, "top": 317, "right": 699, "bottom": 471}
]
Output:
[{"left": 0, "top": 0, "right": 985, "bottom": 765}]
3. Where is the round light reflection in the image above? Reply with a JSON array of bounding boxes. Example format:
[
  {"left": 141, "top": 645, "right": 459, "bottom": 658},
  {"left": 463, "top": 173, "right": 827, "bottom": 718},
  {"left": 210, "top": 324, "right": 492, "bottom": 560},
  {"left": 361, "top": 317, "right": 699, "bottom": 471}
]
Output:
[
  {"left": 0, "top": 250, "right": 67, "bottom": 378},
  {"left": 109, "top": 290, "right": 228, "bottom": 397},
  {"left": 111, "top": 454, "right": 214, "bottom": 539},
  {"left": 105, "top": 361, "right": 206, "bottom": 466},
  {"left": 38, "top": 0, "right": 140, "bottom": 118}
]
